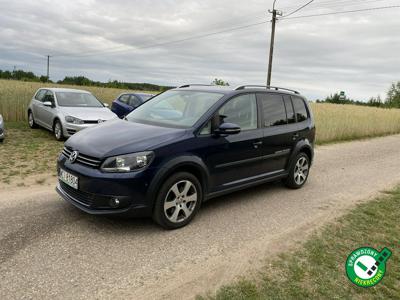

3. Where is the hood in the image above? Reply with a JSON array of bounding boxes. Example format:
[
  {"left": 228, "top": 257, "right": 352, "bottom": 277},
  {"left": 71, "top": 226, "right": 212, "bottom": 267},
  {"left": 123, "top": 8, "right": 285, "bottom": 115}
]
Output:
[
  {"left": 65, "top": 119, "right": 187, "bottom": 158},
  {"left": 59, "top": 107, "right": 117, "bottom": 121}
]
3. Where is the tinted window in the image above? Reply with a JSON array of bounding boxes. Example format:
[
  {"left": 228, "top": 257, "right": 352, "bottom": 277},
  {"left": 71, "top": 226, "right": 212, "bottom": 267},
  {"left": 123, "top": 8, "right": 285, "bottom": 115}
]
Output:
[
  {"left": 119, "top": 94, "right": 130, "bottom": 104},
  {"left": 259, "top": 94, "right": 287, "bottom": 127},
  {"left": 218, "top": 94, "right": 258, "bottom": 131},
  {"left": 129, "top": 95, "right": 142, "bottom": 107},
  {"left": 292, "top": 96, "right": 308, "bottom": 122},
  {"left": 283, "top": 95, "right": 296, "bottom": 124},
  {"left": 35, "top": 90, "right": 47, "bottom": 101}
]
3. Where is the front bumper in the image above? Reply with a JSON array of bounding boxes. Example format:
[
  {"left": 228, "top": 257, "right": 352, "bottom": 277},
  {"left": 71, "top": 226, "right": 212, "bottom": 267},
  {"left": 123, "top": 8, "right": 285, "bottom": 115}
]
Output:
[{"left": 56, "top": 154, "right": 156, "bottom": 217}]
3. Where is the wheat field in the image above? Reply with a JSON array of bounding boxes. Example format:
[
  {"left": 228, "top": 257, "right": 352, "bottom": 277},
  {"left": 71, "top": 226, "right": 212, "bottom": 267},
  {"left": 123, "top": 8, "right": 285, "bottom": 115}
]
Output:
[
  {"left": 310, "top": 103, "right": 400, "bottom": 143},
  {"left": 1, "top": 79, "right": 400, "bottom": 144}
]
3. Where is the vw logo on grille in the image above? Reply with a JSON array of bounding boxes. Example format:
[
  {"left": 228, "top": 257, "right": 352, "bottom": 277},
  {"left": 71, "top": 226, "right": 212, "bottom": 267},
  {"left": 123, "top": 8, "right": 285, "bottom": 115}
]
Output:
[{"left": 69, "top": 151, "right": 79, "bottom": 163}]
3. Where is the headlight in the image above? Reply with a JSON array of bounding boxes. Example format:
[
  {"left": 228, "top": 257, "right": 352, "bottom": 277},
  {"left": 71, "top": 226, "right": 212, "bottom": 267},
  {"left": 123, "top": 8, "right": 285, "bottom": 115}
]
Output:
[
  {"left": 101, "top": 151, "right": 154, "bottom": 172},
  {"left": 65, "top": 116, "right": 84, "bottom": 124}
]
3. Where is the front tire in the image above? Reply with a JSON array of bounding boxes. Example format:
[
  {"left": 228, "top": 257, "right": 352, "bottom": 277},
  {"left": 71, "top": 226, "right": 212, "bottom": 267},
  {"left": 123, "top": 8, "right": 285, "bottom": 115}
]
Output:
[
  {"left": 28, "top": 111, "right": 38, "bottom": 128},
  {"left": 284, "top": 152, "right": 310, "bottom": 189},
  {"left": 53, "top": 120, "right": 64, "bottom": 141},
  {"left": 153, "top": 172, "right": 202, "bottom": 229}
]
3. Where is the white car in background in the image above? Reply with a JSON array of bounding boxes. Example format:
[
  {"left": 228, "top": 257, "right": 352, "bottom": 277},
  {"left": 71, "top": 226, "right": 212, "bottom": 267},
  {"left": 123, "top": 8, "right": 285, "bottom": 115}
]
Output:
[
  {"left": 27, "top": 88, "right": 117, "bottom": 140},
  {"left": 0, "top": 114, "right": 4, "bottom": 142}
]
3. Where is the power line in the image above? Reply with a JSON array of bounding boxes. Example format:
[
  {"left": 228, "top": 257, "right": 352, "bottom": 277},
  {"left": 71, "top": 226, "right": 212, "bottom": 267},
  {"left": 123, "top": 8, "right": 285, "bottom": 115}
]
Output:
[
  {"left": 283, "top": 0, "right": 314, "bottom": 17},
  {"left": 281, "top": 5, "right": 400, "bottom": 20},
  {"left": 3, "top": 4, "right": 399, "bottom": 60},
  {"left": 52, "top": 1, "right": 396, "bottom": 59},
  {"left": 57, "top": 20, "right": 269, "bottom": 58}
]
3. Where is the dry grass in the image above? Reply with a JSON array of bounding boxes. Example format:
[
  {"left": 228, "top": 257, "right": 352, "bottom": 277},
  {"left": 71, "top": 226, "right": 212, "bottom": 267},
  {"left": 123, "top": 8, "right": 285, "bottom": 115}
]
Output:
[
  {"left": 310, "top": 103, "right": 400, "bottom": 144},
  {"left": 0, "top": 122, "right": 62, "bottom": 184},
  {"left": 0, "top": 79, "right": 154, "bottom": 122}
]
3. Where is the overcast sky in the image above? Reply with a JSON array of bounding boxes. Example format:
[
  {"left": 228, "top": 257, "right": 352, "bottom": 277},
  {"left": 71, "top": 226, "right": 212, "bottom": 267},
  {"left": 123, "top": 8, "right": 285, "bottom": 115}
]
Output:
[{"left": 1, "top": 0, "right": 399, "bottom": 100}]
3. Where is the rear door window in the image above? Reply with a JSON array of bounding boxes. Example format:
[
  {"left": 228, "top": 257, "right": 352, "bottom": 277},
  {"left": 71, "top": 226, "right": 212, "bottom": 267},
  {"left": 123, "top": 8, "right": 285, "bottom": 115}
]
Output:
[
  {"left": 259, "top": 93, "right": 287, "bottom": 127},
  {"left": 291, "top": 96, "right": 309, "bottom": 122},
  {"left": 129, "top": 95, "right": 142, "bottom": 107}
]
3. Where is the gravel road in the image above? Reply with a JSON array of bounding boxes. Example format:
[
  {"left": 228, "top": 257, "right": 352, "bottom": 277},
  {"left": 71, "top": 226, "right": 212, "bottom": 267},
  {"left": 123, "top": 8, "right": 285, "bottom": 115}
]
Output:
[{"left": 1, "top": 135, "right": 399, "bottom": 299}]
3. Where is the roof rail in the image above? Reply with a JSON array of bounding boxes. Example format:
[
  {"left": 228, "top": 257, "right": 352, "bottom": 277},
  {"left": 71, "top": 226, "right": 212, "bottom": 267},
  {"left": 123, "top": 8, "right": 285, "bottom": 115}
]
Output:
[
  {"left": 178, "top": 84, "right": 216, "bottom": 88},
  {"left": 235, "top": 85, "right": 299, "bottom": 94}
]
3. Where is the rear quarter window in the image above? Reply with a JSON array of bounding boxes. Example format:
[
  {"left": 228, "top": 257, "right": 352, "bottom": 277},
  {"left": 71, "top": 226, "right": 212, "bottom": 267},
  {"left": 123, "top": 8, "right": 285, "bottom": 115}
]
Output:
[{"left": 291, "top": 96, "right": 309, "bottom": 122}]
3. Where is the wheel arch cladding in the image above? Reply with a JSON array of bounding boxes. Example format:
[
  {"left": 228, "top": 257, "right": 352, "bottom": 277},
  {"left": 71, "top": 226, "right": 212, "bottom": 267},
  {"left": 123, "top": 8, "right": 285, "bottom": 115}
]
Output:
[{"left": 147, "top": 156, "right": 209, "bottom": 207}]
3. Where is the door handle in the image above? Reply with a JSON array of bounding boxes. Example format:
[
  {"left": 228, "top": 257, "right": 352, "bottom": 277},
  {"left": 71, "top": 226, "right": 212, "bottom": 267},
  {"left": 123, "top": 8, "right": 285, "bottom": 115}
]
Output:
[{"left": 253, "top": 141, "right": 263, "bottom": 149}]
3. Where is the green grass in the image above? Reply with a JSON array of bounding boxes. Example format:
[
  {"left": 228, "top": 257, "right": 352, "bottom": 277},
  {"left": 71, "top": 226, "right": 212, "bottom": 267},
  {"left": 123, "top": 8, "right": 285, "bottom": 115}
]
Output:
[
  {"left": 199, "top": 187, "right": 400, "bottom": 300},
  {"left": 0, "top": 122, "right": 63, "bottom": 184}
]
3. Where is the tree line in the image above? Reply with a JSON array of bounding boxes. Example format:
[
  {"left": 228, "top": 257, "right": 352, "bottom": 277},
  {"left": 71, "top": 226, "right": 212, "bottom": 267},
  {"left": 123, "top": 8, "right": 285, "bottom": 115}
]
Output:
[{"left": 0, "top": 69, "right": 172, "bottom": 92}]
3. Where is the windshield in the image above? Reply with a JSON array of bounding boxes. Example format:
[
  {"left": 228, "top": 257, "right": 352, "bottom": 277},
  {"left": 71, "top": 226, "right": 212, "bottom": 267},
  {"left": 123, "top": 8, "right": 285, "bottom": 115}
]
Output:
[
  {"left": 126, "top": 90, "right": 223, "bottom": 128},
  {"left": 56, "top": 92, "right": 104, "bottom": 107}
]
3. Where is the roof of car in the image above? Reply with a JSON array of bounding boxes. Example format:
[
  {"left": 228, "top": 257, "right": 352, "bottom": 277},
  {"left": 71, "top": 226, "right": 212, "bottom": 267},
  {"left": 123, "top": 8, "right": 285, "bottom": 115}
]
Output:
[
  {"left": 39, "top": 88, "right": 91, "bottom": 93},
  {"left": 174, "top": 84, "right": 303, "bottom": 97}
]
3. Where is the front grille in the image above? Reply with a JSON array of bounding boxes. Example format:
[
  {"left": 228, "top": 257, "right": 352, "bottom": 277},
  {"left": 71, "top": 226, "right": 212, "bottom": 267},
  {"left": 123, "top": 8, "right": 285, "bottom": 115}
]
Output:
[
  {"left": 60, "top": 182, "right": 93, "bottom": 207},
  {"left": 62, "top": 147, "right": 102, "bottom": 168}
]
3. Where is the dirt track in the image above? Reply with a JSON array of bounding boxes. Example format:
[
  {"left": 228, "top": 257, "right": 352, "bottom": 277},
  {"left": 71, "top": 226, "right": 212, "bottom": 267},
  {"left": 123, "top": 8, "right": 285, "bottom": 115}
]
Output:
[{"left": 1, "top": 135, "right": 399, "bottom": 299}]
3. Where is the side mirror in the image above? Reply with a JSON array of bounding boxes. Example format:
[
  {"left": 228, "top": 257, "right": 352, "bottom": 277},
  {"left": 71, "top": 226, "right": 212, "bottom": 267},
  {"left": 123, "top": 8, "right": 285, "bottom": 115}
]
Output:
[
  {"left": 43, "top": 101, "right": 53, "bottom": 107},
  {"left": 214, "top": 123, "right": 241, "bottom": 135},
  {"left": 104, "top": 103, "right": 109, "bottom": 108}
]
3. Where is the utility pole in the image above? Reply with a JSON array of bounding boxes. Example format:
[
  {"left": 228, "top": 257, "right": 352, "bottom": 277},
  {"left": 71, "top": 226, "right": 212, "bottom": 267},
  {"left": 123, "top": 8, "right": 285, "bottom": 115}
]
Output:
[
  {"left": 267, "top": 1, "right": 282, "bottom": 87},
  {"left": 46, "top": 55, "right": 50, "bottom": 81}
]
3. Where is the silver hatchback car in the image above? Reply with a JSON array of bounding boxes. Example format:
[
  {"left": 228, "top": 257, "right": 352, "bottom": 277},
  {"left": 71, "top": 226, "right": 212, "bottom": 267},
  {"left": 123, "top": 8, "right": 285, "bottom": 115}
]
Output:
[
  {"left": 28, "top": 88, "right": 117, "bottom": 140},
  {"left": 0, "top": 114, "right": 4, "bottom": 142}
]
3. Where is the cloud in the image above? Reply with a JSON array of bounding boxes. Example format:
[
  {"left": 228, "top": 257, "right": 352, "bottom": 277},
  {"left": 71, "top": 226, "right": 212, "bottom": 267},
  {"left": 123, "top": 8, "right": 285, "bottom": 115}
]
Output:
[{"left": 0, "top": 0, "right": 399, "bottom": 100}]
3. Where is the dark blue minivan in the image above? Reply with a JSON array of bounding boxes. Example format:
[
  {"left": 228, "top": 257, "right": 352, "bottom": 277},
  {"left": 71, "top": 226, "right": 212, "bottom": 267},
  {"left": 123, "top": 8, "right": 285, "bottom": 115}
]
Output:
[
  {"left": 111, "top": 93, "right": 154, "bottom": 118},
  {"left": 57, "top": 85, "right": 315, "bottom": 229}
]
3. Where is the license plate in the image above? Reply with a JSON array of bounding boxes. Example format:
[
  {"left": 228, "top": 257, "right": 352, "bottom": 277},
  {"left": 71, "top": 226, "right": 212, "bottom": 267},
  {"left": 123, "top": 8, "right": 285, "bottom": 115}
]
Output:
[{"left": 59, "top": 168, "right": 78, "bottom": 190}]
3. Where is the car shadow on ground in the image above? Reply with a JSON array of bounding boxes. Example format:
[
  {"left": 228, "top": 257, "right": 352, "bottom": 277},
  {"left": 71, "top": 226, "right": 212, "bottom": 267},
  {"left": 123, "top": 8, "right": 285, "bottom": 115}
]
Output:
[{"left": 68, "top": 180, "right": 287, "bottom": 234}]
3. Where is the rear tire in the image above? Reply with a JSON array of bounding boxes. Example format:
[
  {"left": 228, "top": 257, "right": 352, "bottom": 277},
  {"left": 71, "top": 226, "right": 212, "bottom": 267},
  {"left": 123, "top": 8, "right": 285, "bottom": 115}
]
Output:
[
  {"left": 153, "top": 172, "right": 202, "bottom": 229},
  {"left": 53, "top": 120, "right": 64, "bottom": 141},
  {"left": 283, "top": 152, "right": 310, "bottom": 189},
  {"left": 28, "top": 111, "right": 38, "bottom": 128}
]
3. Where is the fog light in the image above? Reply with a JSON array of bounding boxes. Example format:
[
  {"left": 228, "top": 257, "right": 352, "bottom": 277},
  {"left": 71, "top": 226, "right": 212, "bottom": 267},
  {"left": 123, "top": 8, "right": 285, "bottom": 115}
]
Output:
[{"left": 110, "top": 198, "right": 120, "bottom": 208}]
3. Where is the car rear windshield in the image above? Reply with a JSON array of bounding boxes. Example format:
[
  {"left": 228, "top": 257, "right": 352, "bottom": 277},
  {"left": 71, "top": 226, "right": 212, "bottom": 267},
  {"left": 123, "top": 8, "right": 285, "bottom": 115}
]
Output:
[
  {"left": 56, "top": 92, "right": 104, "bottom": 107},
  {"left": 126, "top": 90, "right": 224, "bottom": 128}
]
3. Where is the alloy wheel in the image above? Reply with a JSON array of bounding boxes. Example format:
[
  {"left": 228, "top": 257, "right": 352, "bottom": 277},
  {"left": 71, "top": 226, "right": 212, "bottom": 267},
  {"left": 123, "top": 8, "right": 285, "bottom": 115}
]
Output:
[
  {"left": 164, "top": 180, "right": 198, "bottom": 223},
  {"left": 294, "top": 156, "right": 309, "bottom": 185},
  {"left": 28, "top": 113, "right": 34, "bottom": 127},
  {"left": 54, "top": 122, "right": 62, "bottom": 140}
]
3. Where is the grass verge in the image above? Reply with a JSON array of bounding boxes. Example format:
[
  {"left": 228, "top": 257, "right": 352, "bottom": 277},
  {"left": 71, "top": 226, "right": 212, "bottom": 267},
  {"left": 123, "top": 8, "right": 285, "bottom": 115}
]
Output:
[
  {"left": 198, "top": 187, "right": 400, "bottom": 299},
  {"left": 0, "top": 122, "right": 62, "bottom": 184}
]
